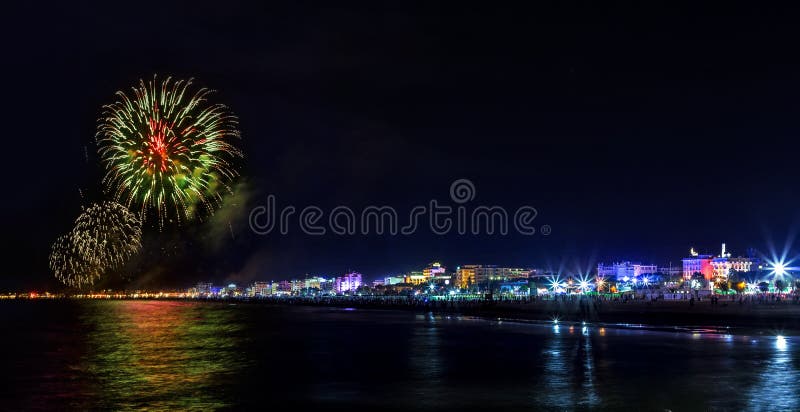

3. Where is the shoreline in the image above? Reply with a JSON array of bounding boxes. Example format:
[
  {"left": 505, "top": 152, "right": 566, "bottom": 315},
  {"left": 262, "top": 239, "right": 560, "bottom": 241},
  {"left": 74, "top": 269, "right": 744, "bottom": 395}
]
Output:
[{"left": 8, "top": 296, "right": 800, "bottom": 334}]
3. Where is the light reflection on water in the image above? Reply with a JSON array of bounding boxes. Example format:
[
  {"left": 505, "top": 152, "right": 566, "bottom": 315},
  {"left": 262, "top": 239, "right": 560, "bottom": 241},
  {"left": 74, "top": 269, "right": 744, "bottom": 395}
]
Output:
[
  {"left": 408, "top": 313, "right": 444, "bottom": 406},
  {"left": 540, "top": 323, "right": 600, "bottom": 409},
  {"left": 5, "top": 301, "right": 800, "bottom": 410},
  {"left": 746, "top": 336, "right": 797, "bottom": 411},
  {"left": 81, "top": 301, "right": 249, "bottom": 410}
]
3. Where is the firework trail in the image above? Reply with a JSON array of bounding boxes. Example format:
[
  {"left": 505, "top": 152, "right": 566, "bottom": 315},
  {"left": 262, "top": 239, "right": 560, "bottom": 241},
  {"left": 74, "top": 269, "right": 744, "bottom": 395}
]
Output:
[{"left": 96, "top": 76, "right": 242, "bottom": 227}]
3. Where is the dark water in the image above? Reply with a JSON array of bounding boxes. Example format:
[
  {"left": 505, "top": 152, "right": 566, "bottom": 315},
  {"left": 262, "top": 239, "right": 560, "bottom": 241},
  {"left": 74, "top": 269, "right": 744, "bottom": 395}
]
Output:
[{"left": 3, "top": 300, "right": 798, "bottom": 411}]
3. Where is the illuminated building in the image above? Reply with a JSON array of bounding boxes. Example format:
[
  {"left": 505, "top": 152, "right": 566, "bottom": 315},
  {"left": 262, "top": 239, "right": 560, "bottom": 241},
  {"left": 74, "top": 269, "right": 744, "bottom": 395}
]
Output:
[
  {"left": 499, "top": 280, "right": 530, "bottom": 295},
  {"left": 290, "top": 279, "right": 305, "bottom": 293},
  {"left": 335, "top": 272, "right": 362, "bottom": 293},
  {"left": 384, "top": 276, "right": 405, "bottom": 285},
  {"left": 682, "top": 244, "right": 758, "bottom": 283},
  {"left": 303, "top": 276, "right": 329, "bottom": 291},
  {"left": 220, "top": 284, "right": 243, "bottom": 297},
  {"left": 195, "top": 282, "right": 212, "bottom": 295},
  {"left": 597, "top": 262, "right": 658, "bottom": 280},
  {"left": 709, "top": 243, "right": 758, "bottom": 282},
  {"left": 429, "top": 274, "right": 452, "bottom": 286},
  {"left": 456, "top": 266, "right": 476, "bottom": 288},
  {"left": 682, "top": 248, "right": 714, "bottom": 280},
  {"left": 423, "top": 262, "right": 446, "bottom": 280},
  {"left": 658, "top": 265, "right": 682, "bottom": 278},
  {"left": 403, "top": 272, "right": 427, "bottom": 285},
  {"left": 456, "top": 265, "right": 533, "bottom": 288},
  {"left": 251, "top": 281, "right": 270, "bottom": 296},
  {"left": 278, "top": 280, "right": 292, "bottom": 292},
  {"left": 318, "top": 278, "right": 334, "bottom": 294}
]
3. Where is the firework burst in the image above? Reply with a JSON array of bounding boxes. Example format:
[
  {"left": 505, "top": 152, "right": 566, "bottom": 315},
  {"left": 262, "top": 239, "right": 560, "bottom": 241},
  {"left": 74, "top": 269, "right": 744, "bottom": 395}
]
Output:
[
  {"left": 97, "top": 76, "right": 242, "bottom": 227},
  {"left": 49, "top": 233, "right": 102, "bottom": 288},
  {"left": 49, "top": 202, "right": 142, "bottom": 289},
  {"left": 72, "top": 201, "right": 143, "bottom": 271}
]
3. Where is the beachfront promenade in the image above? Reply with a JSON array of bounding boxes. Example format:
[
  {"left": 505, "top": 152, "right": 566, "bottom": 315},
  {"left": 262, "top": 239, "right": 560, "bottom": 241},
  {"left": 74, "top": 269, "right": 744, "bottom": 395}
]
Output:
[{"left": 246, "top": 293, "right": 800, "bottom": 330}]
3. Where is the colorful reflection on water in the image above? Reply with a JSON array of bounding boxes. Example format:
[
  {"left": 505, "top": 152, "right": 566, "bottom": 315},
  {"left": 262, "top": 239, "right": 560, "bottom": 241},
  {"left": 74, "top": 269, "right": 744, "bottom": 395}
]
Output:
[
  {"left": 80, "top": 301, "right": 249, "bottom": 409},
  {"left": 3, "top": 301, "right": 800, "bottom": 410}
]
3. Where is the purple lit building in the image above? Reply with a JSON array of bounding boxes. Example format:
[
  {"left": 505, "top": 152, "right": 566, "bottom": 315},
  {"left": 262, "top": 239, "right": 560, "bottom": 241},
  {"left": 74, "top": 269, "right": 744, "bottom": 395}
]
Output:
[{"left": 335, "top": 272, "right": 363, "bottom": 293}]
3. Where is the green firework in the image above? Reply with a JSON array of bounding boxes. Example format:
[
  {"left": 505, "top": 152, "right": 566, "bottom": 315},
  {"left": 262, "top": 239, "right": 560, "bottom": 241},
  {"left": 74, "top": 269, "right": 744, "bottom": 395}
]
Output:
[{"left": 97, "top": 76, "right": 242, "bottom": 226}]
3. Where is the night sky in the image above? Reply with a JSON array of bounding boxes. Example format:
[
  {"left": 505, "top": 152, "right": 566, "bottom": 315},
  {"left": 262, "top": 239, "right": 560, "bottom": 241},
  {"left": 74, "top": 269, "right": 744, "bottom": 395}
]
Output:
[{"left": 6, "top": 3, "right": 800, "bottom": 290}]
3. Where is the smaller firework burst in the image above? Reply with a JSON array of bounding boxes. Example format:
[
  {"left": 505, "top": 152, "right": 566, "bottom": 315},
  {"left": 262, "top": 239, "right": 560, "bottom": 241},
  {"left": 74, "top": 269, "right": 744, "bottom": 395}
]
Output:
[
  {"left": 72, "top": 201, "right": 143, "bottom": 271},
  {"left": 49, "top": 202, "right": 143, "bottom": 289},
  {"left": 49, "top": 233, "right": 102, "bottom": 288}
]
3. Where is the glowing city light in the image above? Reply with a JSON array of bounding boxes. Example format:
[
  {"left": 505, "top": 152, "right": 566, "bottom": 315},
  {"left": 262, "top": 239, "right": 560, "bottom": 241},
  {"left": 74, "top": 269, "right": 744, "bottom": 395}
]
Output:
[
  {"left": 773, "top": 262, "right": 786, "bottom": 276},
  {"left": 548, "top": 276, "right": 567, "bottom": 293},
  {"left": 577, "top": 274, "right": 593, "bottom": 293},
  {"left": 764, "top": 238, "right": 798, "bottom": 281}
]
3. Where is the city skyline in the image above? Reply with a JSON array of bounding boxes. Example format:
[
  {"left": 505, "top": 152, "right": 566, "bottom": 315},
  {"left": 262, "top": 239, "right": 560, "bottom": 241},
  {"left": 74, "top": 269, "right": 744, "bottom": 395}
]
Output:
[{"left": 6, "top": 3, "right": 800, "bottom": 291}]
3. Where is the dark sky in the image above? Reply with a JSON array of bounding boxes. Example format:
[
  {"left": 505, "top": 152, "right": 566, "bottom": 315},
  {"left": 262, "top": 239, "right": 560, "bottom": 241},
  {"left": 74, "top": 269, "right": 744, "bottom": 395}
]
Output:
[{"left": 5, "top": 2, "right": 800, "bottom": 290}]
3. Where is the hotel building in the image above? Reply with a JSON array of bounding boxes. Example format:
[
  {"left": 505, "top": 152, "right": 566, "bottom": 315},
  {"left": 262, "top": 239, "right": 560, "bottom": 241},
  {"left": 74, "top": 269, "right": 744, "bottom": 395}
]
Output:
[
  {"left": 456, "top": 265, "right": 533, "bottom": 288},
  {"left": 683, "top": 244, "right": 759, "bottom": 283},
  {"left": 597, "top": 262, "right": 658, "bottom": 280},
  {"left": 335, "top": 272, "right": 363, "bottom": 293}
]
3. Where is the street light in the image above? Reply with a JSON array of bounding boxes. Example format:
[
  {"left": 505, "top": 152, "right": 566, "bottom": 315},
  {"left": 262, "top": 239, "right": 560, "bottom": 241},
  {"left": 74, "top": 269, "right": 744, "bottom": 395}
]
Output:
[{"left": 773, "top": 262, "right": 787, "bottom": 277}]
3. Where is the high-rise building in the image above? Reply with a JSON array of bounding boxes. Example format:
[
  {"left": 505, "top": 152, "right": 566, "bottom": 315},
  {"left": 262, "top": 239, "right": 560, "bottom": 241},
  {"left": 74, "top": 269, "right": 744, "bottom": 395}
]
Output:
[
  {"left": 290, "top": 279, "right": 305, "bottom": 294},
  {"left": 251, "top": 281, "right": 270, "bottom": 296},
  {"left": 303, "top": 276, "right": 328, "bottom": 291},
  {"left": 278, "top": 280, "right": 292, "bottom": 292},
  {"left": 335, "top": 272, "right": 362, "bottom": 293},
  {"left": 456, "top": 265, "right": 477, "bottom": 288}
]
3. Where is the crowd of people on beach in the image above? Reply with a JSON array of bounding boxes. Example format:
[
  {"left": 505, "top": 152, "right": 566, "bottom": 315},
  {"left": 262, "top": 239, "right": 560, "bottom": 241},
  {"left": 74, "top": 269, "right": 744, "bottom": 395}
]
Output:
[{"left": 233, "top": 289, "right": 800, "bottom": 315}]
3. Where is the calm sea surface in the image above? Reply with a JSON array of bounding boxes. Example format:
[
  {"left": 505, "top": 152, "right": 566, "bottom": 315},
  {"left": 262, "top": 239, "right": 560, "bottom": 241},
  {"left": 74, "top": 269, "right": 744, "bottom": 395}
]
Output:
[{"left": 2, "top": 300, "right": 798, "bottom": 411}]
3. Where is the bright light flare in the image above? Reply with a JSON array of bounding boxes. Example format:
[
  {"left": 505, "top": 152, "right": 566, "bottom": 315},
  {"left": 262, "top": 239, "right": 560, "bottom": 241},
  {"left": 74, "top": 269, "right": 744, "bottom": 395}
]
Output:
[
  {"left": 773, "top": 262, "right": 786, "bottom": 276},
  {"left": 576, "top": 275, "right": 593, "bottom": 292},
  {"left": 548, "top": 276, "right": 567, "bottom": 293}
]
